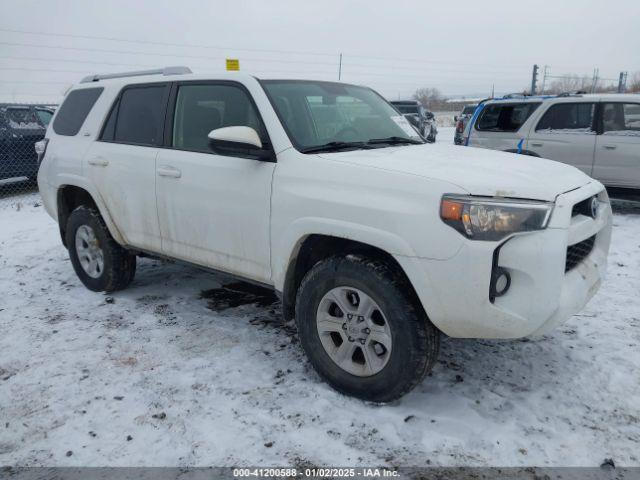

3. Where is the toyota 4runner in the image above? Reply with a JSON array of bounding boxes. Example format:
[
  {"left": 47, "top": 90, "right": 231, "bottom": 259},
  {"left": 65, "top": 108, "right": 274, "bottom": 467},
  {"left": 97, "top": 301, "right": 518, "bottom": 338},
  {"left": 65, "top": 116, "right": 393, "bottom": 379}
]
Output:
[{"left": 38, "top": 67, "right": 612, "bottom": 402}]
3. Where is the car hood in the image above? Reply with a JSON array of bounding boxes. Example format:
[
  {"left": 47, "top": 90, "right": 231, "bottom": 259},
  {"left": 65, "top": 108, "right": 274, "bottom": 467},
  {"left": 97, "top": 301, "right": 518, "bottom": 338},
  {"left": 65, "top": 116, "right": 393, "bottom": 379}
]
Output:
[{"left": 317, "top": 143, "right": 593, "bottom": 202}]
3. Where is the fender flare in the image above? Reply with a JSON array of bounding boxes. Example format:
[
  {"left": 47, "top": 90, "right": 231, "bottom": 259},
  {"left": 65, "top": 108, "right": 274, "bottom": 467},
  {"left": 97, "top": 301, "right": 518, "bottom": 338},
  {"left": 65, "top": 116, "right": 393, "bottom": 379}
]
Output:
[
  {"left": 54, "top": 174, "right": 127, "bottom": 246},
  {"left": 272, "top": 217, "right": 417, "bottom": 291}
]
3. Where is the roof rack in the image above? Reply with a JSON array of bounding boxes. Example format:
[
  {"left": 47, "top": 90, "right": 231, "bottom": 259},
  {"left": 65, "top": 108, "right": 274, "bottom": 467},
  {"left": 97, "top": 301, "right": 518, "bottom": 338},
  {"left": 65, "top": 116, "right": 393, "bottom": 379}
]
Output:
[
  {"left": 501, "top": 93, "right": 529, "bottom": 99},
  {"left": 80, "top": 66, "right": 192, "bottom": 83},
  {"left": 557, "top": 90, "right": 586, "bottom": 97}
]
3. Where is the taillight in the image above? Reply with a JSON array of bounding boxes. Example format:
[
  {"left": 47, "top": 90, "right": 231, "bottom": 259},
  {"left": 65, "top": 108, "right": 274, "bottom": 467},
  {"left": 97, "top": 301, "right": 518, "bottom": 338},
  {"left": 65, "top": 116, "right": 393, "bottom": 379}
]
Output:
[
  {"left": 456, "top": 120, "right": 464, "bottom": 133},
  {"left": 35, "top": 138, "right": 49, "bottom": 164}
]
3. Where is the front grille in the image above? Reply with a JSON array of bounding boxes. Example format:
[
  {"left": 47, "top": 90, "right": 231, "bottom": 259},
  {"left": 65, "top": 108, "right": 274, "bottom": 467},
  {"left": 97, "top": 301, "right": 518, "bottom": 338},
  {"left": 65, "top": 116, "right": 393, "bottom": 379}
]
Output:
[{"left": 565, "top": 235, "right": 596, "bottom": 272}]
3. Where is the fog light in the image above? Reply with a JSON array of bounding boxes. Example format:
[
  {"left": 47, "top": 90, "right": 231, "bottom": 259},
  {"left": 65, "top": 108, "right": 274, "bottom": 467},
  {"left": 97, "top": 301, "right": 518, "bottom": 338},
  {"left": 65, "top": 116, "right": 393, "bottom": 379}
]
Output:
[{"left": 490, "top": 267, "right": 511, "bottom": 300}]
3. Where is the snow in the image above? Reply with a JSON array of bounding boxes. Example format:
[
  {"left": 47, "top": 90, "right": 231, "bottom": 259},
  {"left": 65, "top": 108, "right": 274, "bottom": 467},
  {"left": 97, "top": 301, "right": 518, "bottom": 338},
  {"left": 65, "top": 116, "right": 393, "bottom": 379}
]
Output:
[
  {"left": 535, "top": 128, "right": 596, "bottom": 135},
  {"left": 603, "top": 130, "right": 640, "bottom": 137},
  {"left": 8, "top": 120, "right": 44, "bottom": 130},
  {"left": 434, "top": 112, "right": 457, "bottom": 128},
  {"left": 0, "top": 130, "right": 639, "bottom": 467}
]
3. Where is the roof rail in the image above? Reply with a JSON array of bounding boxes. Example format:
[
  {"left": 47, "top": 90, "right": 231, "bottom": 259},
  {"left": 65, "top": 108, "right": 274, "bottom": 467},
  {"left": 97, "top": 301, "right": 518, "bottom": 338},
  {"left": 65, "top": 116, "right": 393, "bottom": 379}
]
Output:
[{"left": 80, "top": 66, "right": 192, "bottom": 83}]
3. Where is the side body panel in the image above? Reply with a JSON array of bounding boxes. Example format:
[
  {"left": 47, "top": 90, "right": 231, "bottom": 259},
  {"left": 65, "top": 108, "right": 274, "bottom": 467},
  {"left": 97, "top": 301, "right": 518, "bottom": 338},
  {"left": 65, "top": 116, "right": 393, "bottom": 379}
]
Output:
[{"left": 269, "top": 147, "right": 468, "bottom": 293}]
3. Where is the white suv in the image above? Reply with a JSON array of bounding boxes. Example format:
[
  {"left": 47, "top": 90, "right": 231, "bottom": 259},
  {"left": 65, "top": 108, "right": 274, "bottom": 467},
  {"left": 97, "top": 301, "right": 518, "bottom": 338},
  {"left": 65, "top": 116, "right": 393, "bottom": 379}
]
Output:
[
  {"left": 463, "top": 93, "right": 640, "bottom": 191},
  {"left": 37, "top": 67, "right": 612, "bottom": 401}
]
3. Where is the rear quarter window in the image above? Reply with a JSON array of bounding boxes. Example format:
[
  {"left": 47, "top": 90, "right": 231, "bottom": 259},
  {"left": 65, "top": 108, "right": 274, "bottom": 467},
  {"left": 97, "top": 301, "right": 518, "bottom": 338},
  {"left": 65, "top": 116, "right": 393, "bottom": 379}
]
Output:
[
  {"left": 476, "top": 103, "right": 541, "bottom": 132},
  {"left": 53, "top": 87, "right": 103, "bottom": 136}
]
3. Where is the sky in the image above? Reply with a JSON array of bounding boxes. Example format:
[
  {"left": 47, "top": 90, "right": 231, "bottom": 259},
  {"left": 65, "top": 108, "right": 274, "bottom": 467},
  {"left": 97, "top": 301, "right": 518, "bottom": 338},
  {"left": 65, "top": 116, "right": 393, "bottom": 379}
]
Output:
[{"left": 0, "top": 0, "right": 638, "bottom": 103}]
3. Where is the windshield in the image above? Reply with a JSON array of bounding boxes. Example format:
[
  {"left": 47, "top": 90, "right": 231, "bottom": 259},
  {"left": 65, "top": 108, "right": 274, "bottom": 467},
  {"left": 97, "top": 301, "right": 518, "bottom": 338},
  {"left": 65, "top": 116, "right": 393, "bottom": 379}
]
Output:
[
  {"left": 462, "top": 105, "right": 477, "bottom": 115},
  {"left": 261, "top": 80, "right": 422, "bottom": 152}
]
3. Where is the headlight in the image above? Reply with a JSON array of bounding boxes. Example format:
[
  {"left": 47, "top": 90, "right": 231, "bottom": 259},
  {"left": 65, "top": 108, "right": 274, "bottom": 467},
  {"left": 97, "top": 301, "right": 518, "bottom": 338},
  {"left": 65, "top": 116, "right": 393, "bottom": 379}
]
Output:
[{"left": 440, "top": 195, "right": 553, "bottom": 241}]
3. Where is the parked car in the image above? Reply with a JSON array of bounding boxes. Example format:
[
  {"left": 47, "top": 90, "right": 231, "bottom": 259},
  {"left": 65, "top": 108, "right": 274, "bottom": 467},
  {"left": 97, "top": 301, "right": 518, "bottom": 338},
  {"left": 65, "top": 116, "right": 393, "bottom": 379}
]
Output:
[
  {"left": 390, "top": 100, "right": 437, "bottom": 142},
  {"left": 462, "top": 93, "right": 640, "bottom": 192},
  {"left": 38, "top": 67, "right": 612, "bottom": 402},
  {"left": 454, "top": 103, "right": 478, "bottom": 145},
  {"left": 0, "top": 104, "right": 50, "bottom": 182}
]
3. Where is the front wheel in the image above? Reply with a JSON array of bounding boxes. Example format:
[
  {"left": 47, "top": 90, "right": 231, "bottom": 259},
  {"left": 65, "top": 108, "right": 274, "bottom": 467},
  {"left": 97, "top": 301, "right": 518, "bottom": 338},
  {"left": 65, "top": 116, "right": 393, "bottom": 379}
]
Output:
[
  {"left": 66, "top": 206, "right": 136, "bottom": 292},
  {"left": 295, "top": 255, "right": 440, "bottom": 402}
]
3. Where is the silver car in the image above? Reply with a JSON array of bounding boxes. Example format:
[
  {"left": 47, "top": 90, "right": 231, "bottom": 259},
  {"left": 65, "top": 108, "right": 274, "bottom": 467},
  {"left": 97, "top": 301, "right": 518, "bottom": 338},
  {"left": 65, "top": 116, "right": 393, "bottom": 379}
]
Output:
[{"left": 463, "top": 94, "right": 640, "bottom": 192}]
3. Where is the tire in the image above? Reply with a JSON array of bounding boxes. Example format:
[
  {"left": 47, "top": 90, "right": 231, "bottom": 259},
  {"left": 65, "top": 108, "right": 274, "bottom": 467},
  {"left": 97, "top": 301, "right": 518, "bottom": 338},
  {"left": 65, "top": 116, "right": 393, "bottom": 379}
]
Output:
[
  {"left": 295, "top": 255, "right": 440, "bottom": 402},
  {"left": 65, "top": 206, "right": 136, "bottom": 292}
]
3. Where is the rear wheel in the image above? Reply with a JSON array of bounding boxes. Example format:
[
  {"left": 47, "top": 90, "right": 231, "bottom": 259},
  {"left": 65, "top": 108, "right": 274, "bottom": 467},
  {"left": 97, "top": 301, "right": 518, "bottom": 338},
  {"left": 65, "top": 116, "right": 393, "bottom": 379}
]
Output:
[
  {"left": 65, "top": 206, "right": 136, "bottom": 292},
  {"left": 295, "top": 255, "right": 439, "bottom": 402}
]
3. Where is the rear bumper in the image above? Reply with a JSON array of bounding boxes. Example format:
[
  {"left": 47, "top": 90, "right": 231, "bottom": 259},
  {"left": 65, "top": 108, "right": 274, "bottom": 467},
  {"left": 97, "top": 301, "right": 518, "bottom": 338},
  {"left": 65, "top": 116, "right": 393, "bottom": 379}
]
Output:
[
  {"left": 37, "top": 175, "right": 58, "bottom": 221},
  {"left": 397, "top": 182, "right": 612, "bottom": 338}
]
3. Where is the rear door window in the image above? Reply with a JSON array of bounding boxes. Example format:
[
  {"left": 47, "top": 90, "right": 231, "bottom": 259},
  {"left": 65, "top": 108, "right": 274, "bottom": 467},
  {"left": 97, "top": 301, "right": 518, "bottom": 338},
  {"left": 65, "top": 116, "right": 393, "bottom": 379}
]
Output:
[
  {"left": 113, "top": 85, "right": 167, "bottom": 146},
  {"left": 476, "top": 103, "right": 540, "bottom": 132},
  {"left": 53, "top": 88, "right": 103, "bottom": 136},
  {"left": 535, "top": 103, "right": 596, "bottom": 133},
  {"left": 602, "top": 103, "right": 640, "bottom": 137}
]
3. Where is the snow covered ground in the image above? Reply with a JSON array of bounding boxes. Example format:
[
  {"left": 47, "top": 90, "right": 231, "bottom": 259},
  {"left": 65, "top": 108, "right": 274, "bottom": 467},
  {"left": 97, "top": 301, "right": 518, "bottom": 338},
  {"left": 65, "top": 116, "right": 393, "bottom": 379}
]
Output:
[{"left": 1, "top": 131, "right": 639, "bottom": 468}]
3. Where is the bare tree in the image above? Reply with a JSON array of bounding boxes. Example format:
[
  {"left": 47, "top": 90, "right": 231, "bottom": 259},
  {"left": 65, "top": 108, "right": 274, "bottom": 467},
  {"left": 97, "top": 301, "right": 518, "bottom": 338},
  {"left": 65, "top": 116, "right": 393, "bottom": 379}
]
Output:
[
  {"left": 413, "top": 87, "right": 447, "bottom": 111},
  {"left": 628, "top": 72, "right": 640, "bottom": 93},
  {"left": 535, "top": 73, "right": 618, "bottom": 95},
  {"left": 541, "top": 74, "right": 592, "bottom": 94}
]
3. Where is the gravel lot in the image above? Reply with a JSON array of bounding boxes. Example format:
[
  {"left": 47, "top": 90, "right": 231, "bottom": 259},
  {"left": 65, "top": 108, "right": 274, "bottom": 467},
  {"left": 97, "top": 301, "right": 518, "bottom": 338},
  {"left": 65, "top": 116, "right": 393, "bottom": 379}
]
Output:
[{"left": 1, "top": 134, "right": 639, "bottom": 468}]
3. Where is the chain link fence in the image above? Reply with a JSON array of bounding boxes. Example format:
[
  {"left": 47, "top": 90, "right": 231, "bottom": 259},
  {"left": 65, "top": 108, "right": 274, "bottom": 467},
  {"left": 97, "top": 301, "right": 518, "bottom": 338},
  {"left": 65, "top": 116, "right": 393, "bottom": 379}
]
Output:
[{"left": 0, "top": 102, "right": 57, "bottom": 209}]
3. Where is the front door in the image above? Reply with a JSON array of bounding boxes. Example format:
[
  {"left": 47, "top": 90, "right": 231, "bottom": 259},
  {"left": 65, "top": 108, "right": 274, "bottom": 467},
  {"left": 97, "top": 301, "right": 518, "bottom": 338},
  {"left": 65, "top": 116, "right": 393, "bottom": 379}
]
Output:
[
  {"left": 525, "top": 102, "right": 597, "bottom": 175},
  {"left": 156, "top": 82, "right": 275, "bottom": 283},
  {"left": 592, "top": 102, "right": 640, "bottom": 189}
]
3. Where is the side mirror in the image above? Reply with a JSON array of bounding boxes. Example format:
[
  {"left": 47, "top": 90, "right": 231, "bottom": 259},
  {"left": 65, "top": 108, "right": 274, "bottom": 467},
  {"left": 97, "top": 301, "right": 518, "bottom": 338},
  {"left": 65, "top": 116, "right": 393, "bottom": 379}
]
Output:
[
  {"left": 208, "top": 126, "right": 262, "bottom": 149},
  {"left": 454, "top": 116, "right": 458, "bottom": 122}
]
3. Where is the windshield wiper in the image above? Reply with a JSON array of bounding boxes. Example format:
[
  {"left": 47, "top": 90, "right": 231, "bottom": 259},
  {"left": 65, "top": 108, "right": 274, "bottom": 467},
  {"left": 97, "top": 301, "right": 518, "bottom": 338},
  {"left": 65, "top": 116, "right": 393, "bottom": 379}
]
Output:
[
  {"left": 300, "top": 141, "right": 373, "bottom": 154},
  {"left": 366, "top": 136, "right": 425, "bottom": 146}
]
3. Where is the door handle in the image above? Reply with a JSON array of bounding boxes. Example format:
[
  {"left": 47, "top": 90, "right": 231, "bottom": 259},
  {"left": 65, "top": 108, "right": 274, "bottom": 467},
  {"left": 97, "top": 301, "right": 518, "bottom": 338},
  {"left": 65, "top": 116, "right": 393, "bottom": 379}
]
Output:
[
  {"left": 530, "top": 142, "right": 543, "bottom": 147},
  {"left": 157, "top": 166, "right": 182, "bottom": 178},
  {"left": 602, "top": 144, "right": 617, "bottom": 150},
  {"left": 88, "top": 157, "right": 109, "bottom": 167}
]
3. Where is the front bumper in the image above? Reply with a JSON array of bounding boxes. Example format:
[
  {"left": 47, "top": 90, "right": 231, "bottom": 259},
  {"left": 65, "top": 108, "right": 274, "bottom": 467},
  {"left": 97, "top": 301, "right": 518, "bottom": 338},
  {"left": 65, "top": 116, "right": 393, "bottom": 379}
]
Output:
[{"left": 398, "top": 182, "right": 612, "bottom": 338}]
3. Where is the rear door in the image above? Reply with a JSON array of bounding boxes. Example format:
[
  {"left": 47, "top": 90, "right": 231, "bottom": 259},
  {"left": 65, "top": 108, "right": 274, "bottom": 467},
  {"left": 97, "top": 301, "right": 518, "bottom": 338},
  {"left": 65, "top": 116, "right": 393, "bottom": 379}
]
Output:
[
  {"left": 526, "top": 101, "right": 597, "bottom": 175},
  {"left": 592, "top": 101, "right": 640, "bottom": 188},
  {"left": 467, "top": 102, "right": 540, "bottom": 151},
  {"left": 85, "top": 83, "right": 169, "bottom": 252}
]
